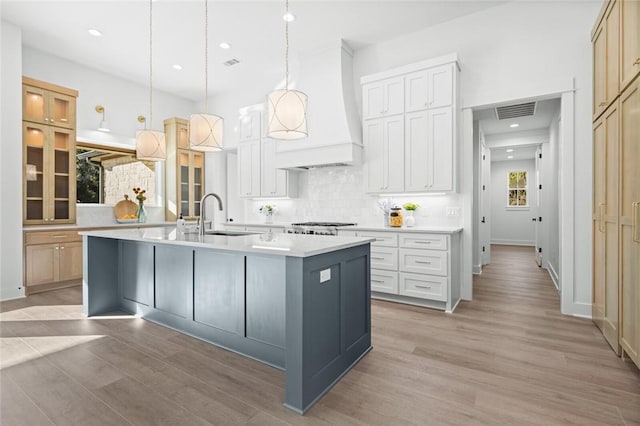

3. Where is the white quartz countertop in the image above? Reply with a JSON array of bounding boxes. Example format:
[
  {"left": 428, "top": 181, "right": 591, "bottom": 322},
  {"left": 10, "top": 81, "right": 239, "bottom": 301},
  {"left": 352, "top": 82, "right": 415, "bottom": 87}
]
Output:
[
  {"left": 224, "top": 222, "right": 287, "bottom": 228},
  {"left": 340, "top": 225, "right": 463, "bottom": 234},
  {"left": 24, "top": 222, "right": 175, "bottom": 232},
  {"left": 80, "top": 227, "right": 375, "bottom": 258}
]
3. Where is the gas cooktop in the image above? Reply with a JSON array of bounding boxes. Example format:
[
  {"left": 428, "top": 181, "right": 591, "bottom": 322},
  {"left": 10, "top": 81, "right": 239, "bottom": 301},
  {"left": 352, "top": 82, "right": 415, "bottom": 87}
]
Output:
[{"left": 290, "top": 222, "right": 357, "bottom": 227}]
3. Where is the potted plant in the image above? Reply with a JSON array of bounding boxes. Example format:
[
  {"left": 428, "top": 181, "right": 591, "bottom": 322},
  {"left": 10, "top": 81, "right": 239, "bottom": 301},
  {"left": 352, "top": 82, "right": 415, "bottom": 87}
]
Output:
[
  {"left": 402, "top": 202, "right": 419, "bottom": 227},
  {"left": 259, "top": 204, "right": 277, "bottom": 224}
]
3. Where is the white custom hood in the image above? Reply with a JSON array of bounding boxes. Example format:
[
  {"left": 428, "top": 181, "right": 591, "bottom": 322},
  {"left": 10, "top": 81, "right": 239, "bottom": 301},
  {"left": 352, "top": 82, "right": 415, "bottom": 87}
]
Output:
[{"left": 275, "top": 40, "right": 363, "bottom": 169}]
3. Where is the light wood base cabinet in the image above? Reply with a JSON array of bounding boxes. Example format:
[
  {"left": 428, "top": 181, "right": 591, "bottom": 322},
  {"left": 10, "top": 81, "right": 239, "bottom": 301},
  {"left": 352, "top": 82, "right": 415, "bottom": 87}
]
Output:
[{"left": 24, "top": 230, "right": 83, "bottom": 294}]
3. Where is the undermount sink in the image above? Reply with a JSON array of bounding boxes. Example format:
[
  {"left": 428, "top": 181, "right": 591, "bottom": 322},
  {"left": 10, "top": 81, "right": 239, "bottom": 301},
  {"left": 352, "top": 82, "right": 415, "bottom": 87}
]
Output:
[{"left": 204, "top": 230, "right": 259, "bottom": 236}]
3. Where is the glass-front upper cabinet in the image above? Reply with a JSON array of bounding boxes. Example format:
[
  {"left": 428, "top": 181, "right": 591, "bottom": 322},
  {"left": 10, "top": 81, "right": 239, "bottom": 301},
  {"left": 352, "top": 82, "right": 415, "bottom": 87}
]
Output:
[
  {"left": 23, "top": 123, "right": 76, "bottom": 224},
  {"left": 177, "top": 149, "right": 205, "bottom": 219},
  {"left": 23, "top": 77, "right": 77, "bottom": 225},
  {"left": 22, "top": 78, "right": 77, "bottom": 130}
]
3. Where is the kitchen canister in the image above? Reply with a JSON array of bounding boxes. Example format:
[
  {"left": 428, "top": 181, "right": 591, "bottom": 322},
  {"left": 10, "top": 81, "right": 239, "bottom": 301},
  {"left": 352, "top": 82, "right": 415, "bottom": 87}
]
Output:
[{"left": 389, "top": 207, "right": 403, "bottom": 227}]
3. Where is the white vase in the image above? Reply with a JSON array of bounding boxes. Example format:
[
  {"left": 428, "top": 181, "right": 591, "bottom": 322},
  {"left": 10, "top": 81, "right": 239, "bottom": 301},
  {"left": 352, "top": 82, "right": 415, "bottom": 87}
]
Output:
[{"left": 405, "top": 211, "right": 415, "bottom": 227}]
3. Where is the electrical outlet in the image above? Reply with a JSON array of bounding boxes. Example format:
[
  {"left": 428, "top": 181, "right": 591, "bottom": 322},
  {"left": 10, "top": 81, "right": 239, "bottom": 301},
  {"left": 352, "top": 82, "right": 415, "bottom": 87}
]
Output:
[{"left": 446, "top": 206, "right": 461, "bottom": 217}]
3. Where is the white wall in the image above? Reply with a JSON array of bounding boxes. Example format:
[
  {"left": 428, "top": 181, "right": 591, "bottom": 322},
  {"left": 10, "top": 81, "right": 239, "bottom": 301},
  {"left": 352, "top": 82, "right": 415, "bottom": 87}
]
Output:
[
  {"left": 1, "top": 20, "right": 25, "bottom": 300},
  {"left": 22, "top": 47, "right": 197, "bottom": 147},
  {"left": 352, "top": 1, "right": 600, "bottom": 314},
  {"left": 490, "top": 159, "right": 536, "bottom": 245}
]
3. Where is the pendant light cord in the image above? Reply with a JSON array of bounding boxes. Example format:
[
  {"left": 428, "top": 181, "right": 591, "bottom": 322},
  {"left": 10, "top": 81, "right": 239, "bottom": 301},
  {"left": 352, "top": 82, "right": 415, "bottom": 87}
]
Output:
[
  {"left": 285, "top": 0, "right": 289, "bottom": 91},
  {"left": 205, "top": 0, "right": 209, "bottom": 114},
  {"left": 149, "top": 0, "right": 153, "bottom": 129}
]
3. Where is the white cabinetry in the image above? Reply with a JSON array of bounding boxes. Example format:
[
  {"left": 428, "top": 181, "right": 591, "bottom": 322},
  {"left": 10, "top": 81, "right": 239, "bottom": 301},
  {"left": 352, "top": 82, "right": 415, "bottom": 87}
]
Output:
[
  {"left": 237, "top": 105, "right": 297, "bottom": 199},
  {"left": 363, "top": 116, "right": 404, "bottom": 193},
  {"left": 238, "top": 139, "right": 261, "bottom": 198},
  {"left": 339, "top": 228, "right": 461, "bottom": 312},
  {"left": 361, "top": 54, "right": 459, "bottom": 194},
  {"left": 362, "top": 76, "right": 404, "bottom": 120}
]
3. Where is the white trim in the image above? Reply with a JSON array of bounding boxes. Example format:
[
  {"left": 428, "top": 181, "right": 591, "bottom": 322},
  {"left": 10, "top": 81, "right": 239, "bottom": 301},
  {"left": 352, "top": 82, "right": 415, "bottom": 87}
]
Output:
[
  {"left": 505, "top": 206, "right": 530, "bottom": 211},
  {"left": 559, "top": 88, "right": 575, "bottom": 316},
  {"left": 360, "top": 52, "right": 459, "bottom": 84},
  {"left": 491, "top": 239, "right": 535, "bottom": 246},
  {"left": 472, "top": 264, "right": 482, "bottom": 274}
]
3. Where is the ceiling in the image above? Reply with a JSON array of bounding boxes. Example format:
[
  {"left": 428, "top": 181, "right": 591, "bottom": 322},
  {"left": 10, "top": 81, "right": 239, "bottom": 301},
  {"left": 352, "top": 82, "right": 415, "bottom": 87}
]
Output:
[
  {"left": 475, "top": 98, "right": 561, "bottom": 136},
  {"left": 490, "top": 144, "right": 539, "bottom": 162},
  {"left": 1, "top": 0, "right": 505, "bottom": 101}
]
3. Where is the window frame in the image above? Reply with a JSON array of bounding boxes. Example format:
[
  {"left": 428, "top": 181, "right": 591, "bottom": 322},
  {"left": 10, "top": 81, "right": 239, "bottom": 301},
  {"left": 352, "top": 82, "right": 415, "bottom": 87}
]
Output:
[{"left": 506, "top": 170, "right": 529, "bottom": 209}]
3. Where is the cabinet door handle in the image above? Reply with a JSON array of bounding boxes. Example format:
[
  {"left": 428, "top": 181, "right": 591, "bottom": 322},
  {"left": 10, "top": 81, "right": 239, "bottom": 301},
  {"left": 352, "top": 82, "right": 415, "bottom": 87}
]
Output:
[
  {"left": 415, "top": 260, "right": 432, "bottom": 264},
  {"left": 414, "top": 241, "right": 431, "bottom": 244},
  {"left": 599, "top": 102, "right": 606, "bottom": 107},
  {"left": 415, "top": 285, "right": 432, "bottom": 289},
  {"left": 60, "top": 246, "right": 65, "bottom": 250},
  {"left": 598, "top": 203, "right": 605, "bottom": 233},
  {"left": 55, "top": 246, "right": 59, "bottom": 250},
  {"left": 634, "top": 58, "right": 640, "bottom": 65},
  {"left": 633, "top": 202, "right": 640, "bottom": 243}
]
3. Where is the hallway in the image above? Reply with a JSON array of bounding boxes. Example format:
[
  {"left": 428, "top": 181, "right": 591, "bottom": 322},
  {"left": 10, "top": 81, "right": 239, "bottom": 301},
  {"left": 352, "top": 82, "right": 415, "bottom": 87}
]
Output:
[{"left": 1, "top": 246, "right": 639, "bottom": 425}]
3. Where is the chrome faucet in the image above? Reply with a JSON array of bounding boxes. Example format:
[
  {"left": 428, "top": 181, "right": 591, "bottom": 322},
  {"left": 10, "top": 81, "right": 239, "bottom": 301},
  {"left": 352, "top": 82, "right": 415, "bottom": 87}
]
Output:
[{"left": 199, "top": 192, "right": 223, "bottom": 235}]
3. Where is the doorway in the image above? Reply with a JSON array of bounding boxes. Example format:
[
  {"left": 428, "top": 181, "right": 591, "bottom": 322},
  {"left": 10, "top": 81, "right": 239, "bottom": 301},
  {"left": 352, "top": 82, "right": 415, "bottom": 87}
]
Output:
[{"left": 472, "top": 97, "right": 562, "bottom": 290}]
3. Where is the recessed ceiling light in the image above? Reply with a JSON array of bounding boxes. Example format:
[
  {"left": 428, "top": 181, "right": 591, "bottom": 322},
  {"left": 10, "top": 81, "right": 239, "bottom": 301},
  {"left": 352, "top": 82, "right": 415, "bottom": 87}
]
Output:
[
  {"left": 506, "top": 149, "right": 514, "bottom": 153},
  {"left": 172, "top": 64, "right": 183, "bottom": 70},
  {"left": 219, "top": 42, "right": 231, "bottom": 49},
  {"left": 88, "top": 28, "right": 102, "bottom": 37},
  {"left": 509, "top": 123, "right": 519, "bottom": 128},
  {"left": 283, "top": 12, "right": 296, "bottom": 22},
  {"left": 507, "top": 155, "right": 514, "bottom": 159}
]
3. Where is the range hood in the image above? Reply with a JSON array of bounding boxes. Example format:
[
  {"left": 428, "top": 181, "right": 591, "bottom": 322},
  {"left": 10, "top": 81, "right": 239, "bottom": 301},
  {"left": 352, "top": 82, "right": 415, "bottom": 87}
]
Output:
[{"left": 275, "top": 40, "right": 363, "bottom": 169}]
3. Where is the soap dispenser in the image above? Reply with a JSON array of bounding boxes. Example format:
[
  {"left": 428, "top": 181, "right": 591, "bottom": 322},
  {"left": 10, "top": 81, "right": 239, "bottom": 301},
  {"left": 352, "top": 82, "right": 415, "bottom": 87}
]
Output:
[{"left": 177, "top": 213, "right": 185, "bottom": 233}]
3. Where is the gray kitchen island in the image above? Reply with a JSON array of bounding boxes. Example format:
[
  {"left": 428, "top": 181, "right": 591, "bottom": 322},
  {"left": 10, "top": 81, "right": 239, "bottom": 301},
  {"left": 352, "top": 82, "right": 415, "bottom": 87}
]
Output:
[{"left": 80, "top": 227, "right": 373, "bottom": 414}]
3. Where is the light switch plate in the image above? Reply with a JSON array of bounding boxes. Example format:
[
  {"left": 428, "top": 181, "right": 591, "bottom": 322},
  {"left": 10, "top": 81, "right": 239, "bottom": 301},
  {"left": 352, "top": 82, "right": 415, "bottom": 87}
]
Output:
[
  {"left": 446, "top": 206, "right": 461, "bottom": 217},
  {"left": 320, "top": 268, "right": 331, "bottom": 283}
]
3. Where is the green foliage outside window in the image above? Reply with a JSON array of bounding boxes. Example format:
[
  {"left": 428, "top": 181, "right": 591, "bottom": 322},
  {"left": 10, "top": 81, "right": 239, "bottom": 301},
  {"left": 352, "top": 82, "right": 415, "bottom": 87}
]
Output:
[{"left": 508, "top": 171, "right": 527, "bottom": 206}]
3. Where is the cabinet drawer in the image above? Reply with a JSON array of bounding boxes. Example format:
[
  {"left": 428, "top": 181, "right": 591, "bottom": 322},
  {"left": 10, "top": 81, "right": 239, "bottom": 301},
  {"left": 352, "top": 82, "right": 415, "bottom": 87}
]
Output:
[
  {"left": 371, "top": 247, "right": 398, "bottom": 271},
  {"left": 399, "top": 233, "right": 448, "bottom": 250},
  {"left": 356, "top": 231, "right": 398, "bottom": 247},
  {"left": 371, "top": 269, "right": 398, "bottom": 294},
  {"left": 399, "top": 248, "right": 447, "bottom": 276},
  {"left": 26, "top": 230, "right": 82, "bottom": 245},
  {"left": 337, "top": 230, "right": 357, "bottom": 237},
  {"left": 399, "top": 273, "right": 448, "bottom": 301}
]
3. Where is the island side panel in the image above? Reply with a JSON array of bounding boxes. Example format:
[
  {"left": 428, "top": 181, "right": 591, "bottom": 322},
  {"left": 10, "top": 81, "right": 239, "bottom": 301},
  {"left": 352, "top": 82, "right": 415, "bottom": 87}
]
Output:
[
  {"left": 284, "top": 243, "right": 372, "bottom": 414},
  {"left": 83, "top": 236, "right": 119, "bottom": 316},
  {"left": 246, "top": 255, "right": 286, "bottom": 349},
  {"left": 154, "top": 245, "right": 193, "bottom": 319}
]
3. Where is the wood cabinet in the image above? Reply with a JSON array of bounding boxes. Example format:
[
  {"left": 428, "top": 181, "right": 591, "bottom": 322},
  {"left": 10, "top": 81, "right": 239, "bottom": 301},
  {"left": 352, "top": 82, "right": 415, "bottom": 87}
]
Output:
[
  {"left": 619, "top": 77, "right": 640, "bottom": 367},
  {"left": 592, "top": 0, "right": 620, "bottom": 120},
  {"left": 362, "top": 76, "right": 404, "bottom": 120},
  {"left": 236, "top": 105, "right": 297, "bottom": 199},
  {"left": 23, "top": 78, "right": 78, "bottom": 225},
  {"left": 620, "top": 0, "right": 640, "bottom": 90},
  {"left": 592, "top": 103, "right": 620, "bottom": 354},
  {"left": 339, "top": 229, "right": 461, "bottom": 312},
  {"left": 363, "top": 116, "right": 405, "bottom": 193},
  {"left": 164, "top": 118, "right": 205, "bottom": 220},
  {"left": 592, "top": 0, "right": 640, "bottom": 369},
  {"left": 362, "top": 54, "right": 459, "bottom": 195},
  {"left": 24, "top": 230, "right": 83, "bottom": 294},
  {"left": 22, "top": 77, "right": 76, "bottom": 130}
]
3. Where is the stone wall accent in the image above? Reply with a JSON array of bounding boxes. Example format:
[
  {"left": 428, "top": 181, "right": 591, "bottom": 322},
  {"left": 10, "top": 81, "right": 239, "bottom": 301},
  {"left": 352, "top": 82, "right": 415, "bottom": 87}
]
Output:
[{"left": 102, "top": 157, "right": 156, "bottom": 205}]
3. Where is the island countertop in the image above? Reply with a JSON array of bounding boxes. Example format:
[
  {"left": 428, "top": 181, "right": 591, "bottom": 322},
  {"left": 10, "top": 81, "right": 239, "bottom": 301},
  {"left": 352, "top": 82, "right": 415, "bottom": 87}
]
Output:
[{"left": 80, "top": 226, "right": 374, "bottom": 258}]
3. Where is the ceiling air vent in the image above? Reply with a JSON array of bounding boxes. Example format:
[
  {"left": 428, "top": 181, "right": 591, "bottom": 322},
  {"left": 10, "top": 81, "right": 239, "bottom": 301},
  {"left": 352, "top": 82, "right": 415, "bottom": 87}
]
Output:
[
  {"left": 223, "top": 58, "right": 240, "bottom": 67},
  {"left": 495, "top": 102, "right": 537, "bottom": 120}
]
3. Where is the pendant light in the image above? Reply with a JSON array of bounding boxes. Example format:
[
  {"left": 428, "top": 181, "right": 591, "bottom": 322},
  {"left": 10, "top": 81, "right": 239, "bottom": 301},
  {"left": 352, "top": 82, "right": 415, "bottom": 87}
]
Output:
[
  {"left": 136, "top": 0, "right": 166, "bottom": 161},
  {"left": 267, "top": 0, "right": 308, "bottom": 140},
  {"left": 189, "top": 0, "right": 223, "bottom": 151}
]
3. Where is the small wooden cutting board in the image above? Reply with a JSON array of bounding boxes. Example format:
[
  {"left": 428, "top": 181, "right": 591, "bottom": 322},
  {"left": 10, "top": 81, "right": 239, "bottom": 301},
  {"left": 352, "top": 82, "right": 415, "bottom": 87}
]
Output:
[{"left": 114, "top": 195, "right": 138, "bottom": 219}]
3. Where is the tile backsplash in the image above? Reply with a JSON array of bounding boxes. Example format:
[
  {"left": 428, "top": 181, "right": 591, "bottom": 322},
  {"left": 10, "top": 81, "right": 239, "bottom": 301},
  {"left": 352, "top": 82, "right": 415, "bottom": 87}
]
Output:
[{"left": 244, "top": 166, "right": 463, "bottom": 227}]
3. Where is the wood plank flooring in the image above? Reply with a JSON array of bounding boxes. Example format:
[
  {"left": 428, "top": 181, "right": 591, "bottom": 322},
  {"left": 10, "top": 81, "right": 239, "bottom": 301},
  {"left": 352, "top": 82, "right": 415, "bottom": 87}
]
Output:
[{"left": 1, "top": 244, "right": 639, "bottom": 425}]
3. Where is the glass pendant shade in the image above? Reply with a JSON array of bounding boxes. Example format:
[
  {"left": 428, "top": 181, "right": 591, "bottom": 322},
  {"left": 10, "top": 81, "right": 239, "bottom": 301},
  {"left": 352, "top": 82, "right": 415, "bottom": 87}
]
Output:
[
  {"left": 189, "top": 113, "right": 223, "bottom": 151},
  {"left": 267, "top": 89, "right": 308, "bottom": 140},
  {"left": 136, "top": 130, "right": 166, "bottom": 161}
]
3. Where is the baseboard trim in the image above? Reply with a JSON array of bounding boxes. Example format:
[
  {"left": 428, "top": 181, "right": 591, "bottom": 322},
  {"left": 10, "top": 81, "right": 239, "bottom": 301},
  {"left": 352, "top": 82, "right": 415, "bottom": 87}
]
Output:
[
  {"left": 548, "top": 262, "right": 560, "bottom": 292},
  {"left": 570, "top": 302, "right": 592, "bottom": 319},
  {"left": 490, "top": 239, "right": 535, "bottom": 246}
]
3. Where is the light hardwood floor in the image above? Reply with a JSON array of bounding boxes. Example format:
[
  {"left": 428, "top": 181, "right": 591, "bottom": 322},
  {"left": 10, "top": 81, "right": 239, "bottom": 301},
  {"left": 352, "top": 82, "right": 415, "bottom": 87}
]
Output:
[{"left": 1, "top": 244, "right": 639, "bottom": 425}]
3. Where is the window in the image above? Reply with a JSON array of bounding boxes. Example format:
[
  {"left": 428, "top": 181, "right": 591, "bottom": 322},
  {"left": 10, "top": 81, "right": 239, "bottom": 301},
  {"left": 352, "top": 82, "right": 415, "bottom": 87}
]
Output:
[
  {"left": 508, "top": 171, "right": 527, "bottom": 207},
  {"left": 76, "top": 144, "right": 157, "bottom": 205}
]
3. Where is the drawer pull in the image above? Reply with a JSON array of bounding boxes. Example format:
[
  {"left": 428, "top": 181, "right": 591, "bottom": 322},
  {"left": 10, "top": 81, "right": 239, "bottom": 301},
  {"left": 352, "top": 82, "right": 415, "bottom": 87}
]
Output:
[
  {"left": 371, "top": 279, "right": 383, "bottom": 283},
  {"left": 371, "top": 256, "right": 385, "bottom": 260},
  {"left": 415, "top": 260, "right": 432, "bottom": 264},
  {"left": 414, "top": 241, "right": 431, "bottom": 244},
  {"left": 415, "top": 285, "right": 432, "bottom": 289},
  {"left": 51, "top": 235, "right": 68, "bottom": 238}
]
